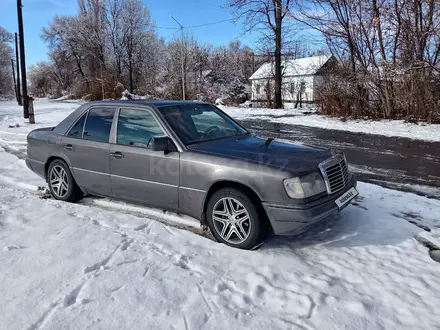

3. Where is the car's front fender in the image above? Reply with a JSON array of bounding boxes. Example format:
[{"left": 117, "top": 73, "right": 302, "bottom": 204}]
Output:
[{"left": 178, "top": 151, "right": 292, "bottom": 219}]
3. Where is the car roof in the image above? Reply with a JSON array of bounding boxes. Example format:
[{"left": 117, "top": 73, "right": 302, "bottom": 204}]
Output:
[
  {"left": 52, "top": 100, "right": 212, "bottom": 135},
  {"left": 86, "top": 100, "right": 210, "bottom": 108}
]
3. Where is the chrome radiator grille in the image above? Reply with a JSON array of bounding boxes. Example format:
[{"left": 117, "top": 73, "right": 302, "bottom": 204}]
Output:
[{"left": 319, "top": 156, "right": 349, "bottom": 194}]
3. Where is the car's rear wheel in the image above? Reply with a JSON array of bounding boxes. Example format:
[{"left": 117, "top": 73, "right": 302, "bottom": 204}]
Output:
[
  {"left": 206, "top": 188, "right": 268, "bottom": 250},
  {"left": 47, "top": 159, "right": 83, "bottom": 202}
]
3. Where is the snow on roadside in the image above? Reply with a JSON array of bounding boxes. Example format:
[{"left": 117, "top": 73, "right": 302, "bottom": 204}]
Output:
[
  {"left": 0, "top": 147, "right": 45, "bottom": 190},
  {"left": 1, "top": 148, "right": 440, "bottom": 329},
  {"left": 92, "top": 198, "right": 200, "bottom": 229},
  {"left": 0, "top": 99, "right": 81, "bottom": 158},
  {"left": 1, "top": 98, "right": 440, "bottom": 329},
  {"left": 220, "top": 105, "right": 440, "bottom": 142},
  {"left": 0, "top": 99, "right": 80, "bottom": 135}
]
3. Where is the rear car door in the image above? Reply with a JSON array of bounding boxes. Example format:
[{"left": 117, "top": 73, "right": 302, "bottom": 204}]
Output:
[
  {"left": 61, "top": 106, "right": 116, "bottom": 196},
  {"left": 109, "top": 107, "right": 179, "bottom": 211}
]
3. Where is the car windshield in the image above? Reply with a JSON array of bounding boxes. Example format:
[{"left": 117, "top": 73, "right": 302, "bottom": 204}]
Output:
[{"left": 159, "top": 104, "right": 248, "bottom": 145}]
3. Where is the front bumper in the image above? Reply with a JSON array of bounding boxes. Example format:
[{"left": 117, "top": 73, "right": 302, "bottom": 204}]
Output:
[{"left": 263, "top": 175, "right": 357, "bottom": 235}]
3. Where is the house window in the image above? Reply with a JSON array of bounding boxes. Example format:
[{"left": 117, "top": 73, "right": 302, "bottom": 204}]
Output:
[
  {"left": 255, "top": 83, "right": 261, "bottom": 95},
  {"left": 290, "top": 83, "right": 295, "bottom": 94},
  {"left": 300, "top": 81, "right": 306, "bottom": 92}
]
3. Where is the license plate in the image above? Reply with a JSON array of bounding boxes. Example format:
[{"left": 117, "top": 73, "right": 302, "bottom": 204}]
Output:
[{"left": 335, "top": 187, "right": 359, "bottom": 208}]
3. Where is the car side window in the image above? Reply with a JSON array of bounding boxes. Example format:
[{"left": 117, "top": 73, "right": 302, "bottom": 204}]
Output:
[
  {"left": 117, "top": 108, "right": 164, "bottom": 148},
  {"left": 67, "top": 112, "right": 87, "bottom": 138},
  {"left": 83, "top": 107, "right": 115, "bottom": 143}
]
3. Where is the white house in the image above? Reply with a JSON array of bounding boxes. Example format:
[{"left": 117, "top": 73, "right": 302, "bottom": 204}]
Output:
[{"left": 249, "top": 55, "right": 334, "bottom": 106}]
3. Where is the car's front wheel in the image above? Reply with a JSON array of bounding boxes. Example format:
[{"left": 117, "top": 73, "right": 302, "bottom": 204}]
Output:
[
  {"left": 47, "top": 159, "right": 83, "bottom": 202},
  {"left": 206, "top": 188, "right": 268, "bottom": 250}
]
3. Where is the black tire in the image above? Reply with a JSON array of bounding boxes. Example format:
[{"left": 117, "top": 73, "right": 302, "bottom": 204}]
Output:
[
  {"left": 47, "top": 159, "right": 83, "bottom": 202},
  {"left": 206, "top": 188, "right": 269, "bottom": 250}
]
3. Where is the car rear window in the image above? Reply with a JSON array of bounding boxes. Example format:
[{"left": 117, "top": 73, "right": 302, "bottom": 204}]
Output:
[{"left": 83, "top": 107, "right": 115, "bottom": 143}]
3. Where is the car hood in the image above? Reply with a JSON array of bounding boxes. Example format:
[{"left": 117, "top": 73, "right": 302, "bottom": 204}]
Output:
[{"left": 187, "top": 134, "right": 332, "bottom": 175}]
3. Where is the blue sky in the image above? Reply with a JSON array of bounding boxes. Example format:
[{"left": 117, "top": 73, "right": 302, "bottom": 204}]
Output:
[{"left": 0, "top": 0, "right": 254, "bottom": 66}]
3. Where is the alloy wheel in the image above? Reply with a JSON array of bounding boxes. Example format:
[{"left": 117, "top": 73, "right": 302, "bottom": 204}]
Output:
[
  {"left": 212, "top": 197, "right": 251, "bottom": 244},
  {"left": 49, "top": 165, "right": 69, "bottom": 198}
]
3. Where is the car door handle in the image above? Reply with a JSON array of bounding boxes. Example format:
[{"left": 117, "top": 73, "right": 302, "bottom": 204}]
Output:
[
  {"left": 63, "top": 144, "right": 73, "bottom": 151},
  {"left": 110, "top": 151, "right": 124, "bottom": 159}
]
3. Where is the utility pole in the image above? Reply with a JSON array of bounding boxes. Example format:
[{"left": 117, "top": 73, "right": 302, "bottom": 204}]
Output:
[
  {"left": 14, "top": 32, "right": 21, "bottom": 105},
  {"left": 170, "top": 14, "right": 186, "bottom": 100},
  {"left": 17, "top": 0, "right": 34, "bottom": 123},
  {"left": 11, "top": 59, "right": 18, "bottom": 103}
]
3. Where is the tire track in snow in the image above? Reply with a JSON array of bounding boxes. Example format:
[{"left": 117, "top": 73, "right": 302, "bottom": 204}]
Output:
[
  {"left": 83, "top": 240, "right": 127, "bottom": 274},
  {"left": 63, "top": 282, "right": 86, "bottom": 307},
  {"left": 197, "top": 284, "right": 214, "bottom": 313},
  {"left": 27, "top": 234, "right": 143, "bottom": 328},
  {"left": 142, "top": 266, "right": 150, "bottom": 277},
  {"left": 183, "top": 316, "right": 189, "bottom": 330},
  {"left": 120, "top": 238, "right": 134, "bottom": 251},
  {"left": 26, "top": 302, "right": 59, "bottom": 330}
]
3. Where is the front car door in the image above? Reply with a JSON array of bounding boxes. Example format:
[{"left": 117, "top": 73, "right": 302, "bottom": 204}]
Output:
[
  {"left": 109, "top": 106, "right": 179, "bottom": 211},
  {"left": 61, "top": 106, "right": 116, "bottom": 196}
]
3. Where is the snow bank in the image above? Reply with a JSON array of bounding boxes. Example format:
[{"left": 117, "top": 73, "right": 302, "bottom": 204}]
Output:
[
  {"left": 220, "top": 105, "right": 440, "bottom": 142},
  {"left": 51, "top": 94, "right": 76, "bottom": 101},
  {"left": 0, "top": 95, "right": 14, "bottom": 101},
  {"left": 0, "top": 99, "right": 80, "bottom": 138},
  {"left": 0, "top": 150, "right": 440, "bottom": 329},
  {"left": 121, "top": 89, "right": 148, "bottom": 100}
]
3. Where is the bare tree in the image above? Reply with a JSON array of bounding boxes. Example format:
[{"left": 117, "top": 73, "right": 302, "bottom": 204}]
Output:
[
  {"left": 28, "top": 61, "right": 55, "bottom": 97},
  {"left": 295, "top": 0, "right": 440, "bottom": 120},
  {"left": 119, "top": 0, "right": 155, "bottom": 93},
  {"left": 42, "top": 16, "right": 89, "bottom": 92},
  {"left": 38, "top": 0, "right": 256, "bottom": 103},
  {"left": 0, "top": 26, "right": 13, "bottom": 96},
  {"left": 228, "top": 0, "right": 293, "bottom": 108}
]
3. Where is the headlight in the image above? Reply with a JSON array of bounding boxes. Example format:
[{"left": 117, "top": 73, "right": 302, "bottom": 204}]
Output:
[
  {"left": 283, "top": 177, "right": 304, "bottom": 199},
  {"left": 283, "top": 172, "right": 327, "bottom": 199}
]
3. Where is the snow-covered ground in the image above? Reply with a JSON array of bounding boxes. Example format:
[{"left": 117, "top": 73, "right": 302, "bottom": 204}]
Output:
[
  {"left": 220, "top": 106, "right": 440, "bottom": 142},
  {"left": 1, "top": 99, "right": 440, "bottom": 329}
]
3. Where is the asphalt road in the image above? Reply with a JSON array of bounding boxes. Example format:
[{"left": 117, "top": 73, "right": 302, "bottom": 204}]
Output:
[{"left": 238, "top": 118, "right": 440, "bottom": 199}]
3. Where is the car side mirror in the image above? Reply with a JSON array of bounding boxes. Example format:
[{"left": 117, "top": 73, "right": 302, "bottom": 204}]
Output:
[{"left": 151, "top": 136, "right": 175, "bottom": 152}]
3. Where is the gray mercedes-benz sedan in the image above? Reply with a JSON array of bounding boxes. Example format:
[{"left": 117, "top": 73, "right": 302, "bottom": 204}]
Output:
[{"left": 26, "top": 100, "right": 358, "bottom": 249}]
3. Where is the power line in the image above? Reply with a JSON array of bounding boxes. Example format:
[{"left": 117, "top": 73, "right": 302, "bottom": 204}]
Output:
[
  {"left": 151, "top": 18, "right": 235, "bottom": 31},
  {"left": 185, "top": 19, "right": 235, "bottom": 28},
  {"left": 151, "top": 25, "right": 179, "bottom": 30}
]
